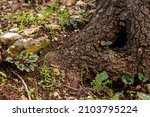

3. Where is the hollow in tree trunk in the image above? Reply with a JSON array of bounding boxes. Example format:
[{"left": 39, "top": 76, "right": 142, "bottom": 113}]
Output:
[{"left": 47, "top": 0, "right": 150, "bottom": 88}]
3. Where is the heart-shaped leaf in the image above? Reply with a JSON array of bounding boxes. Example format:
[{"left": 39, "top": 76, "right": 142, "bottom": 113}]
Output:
[
  {"left": 138, "top": 70, "right": 149, "bottom": 82},
  {"left": 122, "top": 74, "right": 134, "bottom": 84}
]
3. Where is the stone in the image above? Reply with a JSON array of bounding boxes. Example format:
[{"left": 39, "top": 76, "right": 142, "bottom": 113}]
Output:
[
  {"left": 9, "top": 28, "right": 19, "bottom": 32},
  {"left": 8, "top": 1, "right": 22, "bottom": 11},
  {"left": 76, "top": 0, "right": 86, "bottom": 7},
  {"left": 23, "top": 26, "right": 41, "bottom": 36},
  {"left": 66, "top": 0, "right": 76, "bottom": 7},
  {"left": 70, "top": 14, "right": 83, "bottom": 19},
  {"left": 7, "top": 36, "right": 50, "bottom": 57},
  {"left": 0, "top": 32, "right": 22, "bottom": 45},
  {"left": 46, "top": 24, "right": 61, "bottom": 31}
]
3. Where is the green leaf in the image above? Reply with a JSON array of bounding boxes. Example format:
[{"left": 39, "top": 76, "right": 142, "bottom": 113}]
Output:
[
  {"left": 106, "top": 41, "right": 113, "bottom": 45},
  {"left": 100, "top": 40, "right": 113, "bottom": 46},
  {"left": 15, "top": 61, "right": 20, "bottom": 66},
  {"left": 122, "top": 74, "right": 134, "bottom": 84},
  {"left": 112, "top": 92, "right": 124, "bottom": 100},
  {"left": 96, "top": 71, "right": 109, "bottom": 82},
  {"left": 0, "top": 71, "right": 7, "bottom": 78},
  {"left": 24, "top": 66, "right": 30, "bottom": 72},
  {"left": 20, "top": 50, "right": 29, "bottom": 58},
  {"left": 137, "top": 92, "right": 150, "bottom": 100},
  {"left": 29, "top": 64, "right": 35, "bottom": 71},
  {"left": 17, "top": 64, "right": 25, "bottom": 71},
  {"left": 138, "top": 70, "right": 149, "bottom": 82},
  {"left": 28, "top": 54, "right": 38, "bottom": 62},
  {"left": 6, "top": 57, "right": 13, "bottom": 63},
  {"left": 91, "top": 80, "right": 101, "bottom": 87},
  {"left": 100, "top": 41, "right": 107, "bottom": 46}
]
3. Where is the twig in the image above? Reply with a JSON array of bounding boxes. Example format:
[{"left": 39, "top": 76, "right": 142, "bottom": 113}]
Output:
[
  {"left": 12, "top": 71, "right": 31, "bottom": 100},
  {"left": 63, "top": 84, "right": 81, "bottom": 92},
  {"left": 79, "top": 85, "right": 95, "bottom": 96}
]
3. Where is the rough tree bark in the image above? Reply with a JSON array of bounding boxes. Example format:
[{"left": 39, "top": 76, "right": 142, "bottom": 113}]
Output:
[{"left": 47, "top": 0, "right": 150, "bottom": 88}]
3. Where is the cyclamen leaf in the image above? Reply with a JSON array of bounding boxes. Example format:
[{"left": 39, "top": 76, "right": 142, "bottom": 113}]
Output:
[
  {"left": 17, "top": 64, "right": 25, "bottom": 71},
  {"left": 137, "top": 92, "right": 150, "bottom": 100},
  {"left": 122, "top": 74, "right": 134, "bottom": 84},
  {"left": 28, "top": 55, "right": 38, "bottom": 62},
  {"left": 138, "top": 70, "right": 149, "bottom": 82},
  {"left": 15, "top": 61, "right": 20, "bottom": 65},
  {"left": 100, "top": 41, "right": 107, "bottom": 46},
  {"left": 100, "top": 40, "right": 112, "bottom": 46},
  {"left": 6, "top": 57, "right": 13, "bottom": 63},
  {"left": 20, "top": 50, "right": 29, "bottom": 58},
  {"left": 112, "top": 92, "right": 124, "bottom": 100},
  {"left": 24, "top": 66, "right": 30, "bottom": 72}
]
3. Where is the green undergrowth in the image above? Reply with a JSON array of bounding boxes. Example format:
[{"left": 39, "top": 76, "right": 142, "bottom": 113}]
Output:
[
  {"left": 2, "top": 1, "right": 87, "bottom": 33},
  {"left": 6, "top": 50, "right": 38, "bottom": 72},
  {"left": 0, "top": 71, "right": 8, "bottom": 83},
  {"left": 1, "top": 1, "right": 150, "bottom": 100},
  {"left": 91, "top": 71, "right": 150, "bottom": 100}
]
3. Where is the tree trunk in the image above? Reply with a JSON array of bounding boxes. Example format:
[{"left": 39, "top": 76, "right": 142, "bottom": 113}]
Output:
[{"left": 47, "top": 0, "right": 150, "bottom": 88}]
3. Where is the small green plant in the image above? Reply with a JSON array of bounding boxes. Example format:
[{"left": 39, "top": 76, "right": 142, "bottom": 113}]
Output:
[
  {"left": 38, "top": 53, "right": 65, "bottom": 91},
  {"left": 100, "top": 40, "right": 113, "bottom": 47},
  {"left": 38, "top": 53, "right": 55, "bottom": 90},
  {"left": 28, "top": 86, "right": 35, "bottom": 98},
  {"left": 16, "top": 11, "right": 45, "bottom": 29},
  {"left": 39, "top": 64, "right": 55, "bottom": 90},
  {"left": 138, "top": 70, "right": 149, "bottom": 83},
  {"left": 137, "top": 92, "right": 150, "bottom": 100},
  {"left": 41, "top": 2, "right": 59, "bottom": 17},
  {"left": 40, "top": 2, "right": 70, "bottom": 30},
  {"left": 122, "top": 74, "right": 134, "bottom": 85},
  {"left": 0, "top": 71, "right": 8, "bottom": 83},
  {"left": 57, "top": 9, "right": 70, "bottom": 30},
  {"left": 27, "top": 77, "right": 34, "bottom": 82},
  {"left": 65, "top": 18, "right": 86, "bottom": 29},
  {"left": 112, "top": 92, "right": 124, "bottom": 100},
  {"left": 6, "top": 50, "right": 38, "bottom": 72},
  {"left": 91, "top": 71, "right": 112, "bottom": 92},
  {"left": 3, "top": 13, "right": 14, "bottom": 19}
]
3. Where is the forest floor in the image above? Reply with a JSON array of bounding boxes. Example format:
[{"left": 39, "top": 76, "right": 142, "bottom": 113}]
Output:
[{"left": 0, "top": 0, "right": 150, "bottom": 100}]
